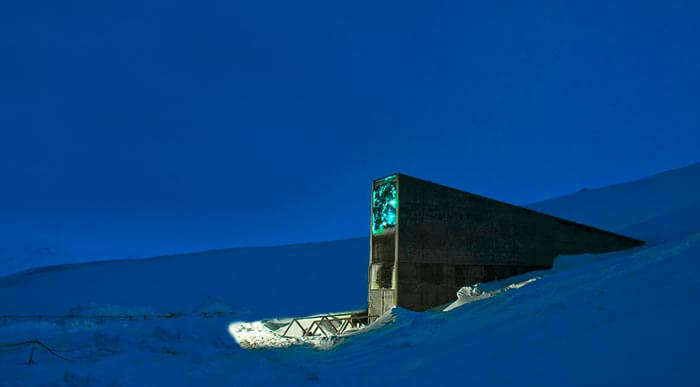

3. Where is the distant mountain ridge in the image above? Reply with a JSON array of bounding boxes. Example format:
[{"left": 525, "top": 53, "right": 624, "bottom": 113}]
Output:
[{"left": 527, "top": 162, "right": 700, "bottom": 244}]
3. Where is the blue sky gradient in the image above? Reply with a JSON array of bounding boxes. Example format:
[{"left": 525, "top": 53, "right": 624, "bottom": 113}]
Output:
[{"left": 2, "top": 0, "right": 699, "bottom": 247}]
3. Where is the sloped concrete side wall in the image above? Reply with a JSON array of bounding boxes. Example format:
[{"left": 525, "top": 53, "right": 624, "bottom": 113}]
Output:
[{"left": 395, "top": 174, "right": 643, "bottom": 311}]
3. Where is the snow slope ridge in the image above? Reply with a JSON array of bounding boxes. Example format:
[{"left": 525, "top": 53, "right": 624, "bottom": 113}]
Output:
[
  {"left": 443, "top": 276, "right": 540, "bottom": 311},
  {"left": 528, "top": 162, "right": 700, "bottom": 243}
]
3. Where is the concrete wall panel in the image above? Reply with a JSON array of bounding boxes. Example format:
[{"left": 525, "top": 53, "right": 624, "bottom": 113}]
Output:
[{"left": 369, "top": 174, "right": 644, "bottom": 314}]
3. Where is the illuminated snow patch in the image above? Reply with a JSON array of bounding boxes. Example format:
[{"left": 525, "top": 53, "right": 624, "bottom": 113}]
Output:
[
  {"left": 228, "top": 321, "right": 299, "bottom": 349},
  {"left": 228, "top": 321, "right": 340, "bottom": 350}
]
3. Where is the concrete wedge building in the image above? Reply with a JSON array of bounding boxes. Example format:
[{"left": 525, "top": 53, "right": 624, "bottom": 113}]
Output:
[{"left": 367, "top": 174, "right": 644, "bottom": 317}]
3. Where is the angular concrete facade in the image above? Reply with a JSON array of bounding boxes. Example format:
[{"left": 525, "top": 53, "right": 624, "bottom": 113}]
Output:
[{"left": 367, "top": 174, "right": 644, "bottom": 317}]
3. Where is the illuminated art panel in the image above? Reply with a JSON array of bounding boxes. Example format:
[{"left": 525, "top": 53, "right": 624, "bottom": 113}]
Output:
[{"left": 371, "top": 175, "right": 397, "bottom": 235}]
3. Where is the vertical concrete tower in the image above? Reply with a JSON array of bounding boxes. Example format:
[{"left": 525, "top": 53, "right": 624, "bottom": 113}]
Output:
[{"left": 367, "top": 174, "right": 643, "bottom": 318}]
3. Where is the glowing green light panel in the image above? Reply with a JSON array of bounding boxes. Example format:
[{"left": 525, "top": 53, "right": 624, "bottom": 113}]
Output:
[{"left": 372, "top": 176, "right": 397, "bottom": 234}]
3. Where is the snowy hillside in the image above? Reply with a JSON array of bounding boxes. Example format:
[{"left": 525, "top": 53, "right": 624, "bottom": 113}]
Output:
[
  {"left": 0, "top": 216, "right": 305, "bottom": 278},
  {"left": 528, "top": 162, "right": 700, "bottom": 244},
  {"left": 1, "top": 163, "right": 699, "bottom": 386},
  {"left": 0, "top": 238, "right": 368, "bottom": 319}
]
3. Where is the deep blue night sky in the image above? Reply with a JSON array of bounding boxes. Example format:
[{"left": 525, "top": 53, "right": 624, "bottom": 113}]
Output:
[{"left": 2, "top": 1, "right": 699, "bottom": 250}]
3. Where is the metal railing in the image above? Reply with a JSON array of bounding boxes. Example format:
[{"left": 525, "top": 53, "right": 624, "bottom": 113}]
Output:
[{"left": 280, "top": 313, "right": 377, "bottom": 338}]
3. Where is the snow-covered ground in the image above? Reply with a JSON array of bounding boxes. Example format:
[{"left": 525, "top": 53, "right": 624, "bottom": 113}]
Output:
[{"left": 1, "top": 163, "right": 699, "bottom": 386}]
